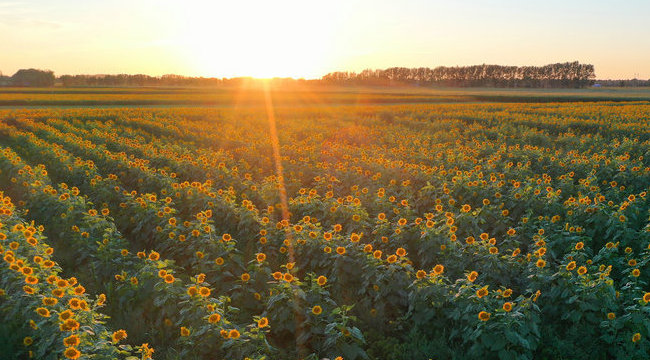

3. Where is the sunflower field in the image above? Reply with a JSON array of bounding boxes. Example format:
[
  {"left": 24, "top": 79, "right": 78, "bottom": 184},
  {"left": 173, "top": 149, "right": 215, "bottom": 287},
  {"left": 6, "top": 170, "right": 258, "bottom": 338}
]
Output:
[{"left": 0, "top": 100, "right": 649, "bottom": 359}]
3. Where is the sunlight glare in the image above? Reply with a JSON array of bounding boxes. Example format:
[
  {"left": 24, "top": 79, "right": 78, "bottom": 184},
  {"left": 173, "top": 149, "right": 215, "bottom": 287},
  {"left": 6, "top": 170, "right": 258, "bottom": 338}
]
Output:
[{"left": 179, "top": 1, "right": 340, "bottom": 79}]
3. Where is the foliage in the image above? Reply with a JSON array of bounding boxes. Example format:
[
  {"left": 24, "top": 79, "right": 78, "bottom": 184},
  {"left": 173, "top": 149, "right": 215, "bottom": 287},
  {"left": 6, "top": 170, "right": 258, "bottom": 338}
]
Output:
[{"left": 0, "top": 101, "right": 649, "bottom": 359}]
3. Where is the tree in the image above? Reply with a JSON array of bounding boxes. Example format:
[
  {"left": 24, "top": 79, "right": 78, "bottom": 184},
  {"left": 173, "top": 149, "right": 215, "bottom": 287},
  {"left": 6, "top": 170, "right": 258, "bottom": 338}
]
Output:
[
  {"left": 11, "top": 69, "right": 55, "bottom": 87},
  {"left": 320, "top": 62, "right": 596, "bottom": 88}
]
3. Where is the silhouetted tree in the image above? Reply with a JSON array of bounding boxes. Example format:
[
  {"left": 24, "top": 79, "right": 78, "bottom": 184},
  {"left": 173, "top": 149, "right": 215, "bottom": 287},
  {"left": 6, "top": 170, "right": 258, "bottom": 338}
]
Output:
[
  {"left": 321, "top": 62, "right": 596, "bottom": 88},
  {"left": 11, "top": 69, "right": 55, "bottom": 87}
]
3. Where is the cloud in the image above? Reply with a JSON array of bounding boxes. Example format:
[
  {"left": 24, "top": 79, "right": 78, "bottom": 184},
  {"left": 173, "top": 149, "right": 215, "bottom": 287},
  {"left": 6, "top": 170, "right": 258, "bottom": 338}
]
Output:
[{"left": 0, "top": 2, "right": 63, "bottom": 29}]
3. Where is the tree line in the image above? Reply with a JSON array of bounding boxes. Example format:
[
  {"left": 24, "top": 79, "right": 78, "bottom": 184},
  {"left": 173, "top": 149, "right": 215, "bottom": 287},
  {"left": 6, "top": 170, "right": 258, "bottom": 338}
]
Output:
[
  {"left": 3, "top": 63, "right": 649, "bottom": 88},
  {"left": 322, "top": 62, "right": 597, "bottom": 88},
  {"left": 0, "top": 70, "right": 250, "bottom": 87},
  {"left": 58, "top": 74, "right": 228, "bottom": 87}
]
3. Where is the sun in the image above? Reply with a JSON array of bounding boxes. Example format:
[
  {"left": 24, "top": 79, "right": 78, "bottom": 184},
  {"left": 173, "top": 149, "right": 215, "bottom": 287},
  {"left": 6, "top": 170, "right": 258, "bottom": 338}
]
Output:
[{"left": 177, "top": 2, "right": 341, "bottom": 79}]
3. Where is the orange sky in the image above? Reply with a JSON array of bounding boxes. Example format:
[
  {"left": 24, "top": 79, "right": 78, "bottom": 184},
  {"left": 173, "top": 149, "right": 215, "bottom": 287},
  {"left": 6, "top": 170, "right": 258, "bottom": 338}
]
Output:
[{"left": 1, "top": 0, "right": 649, "bottom": 79}]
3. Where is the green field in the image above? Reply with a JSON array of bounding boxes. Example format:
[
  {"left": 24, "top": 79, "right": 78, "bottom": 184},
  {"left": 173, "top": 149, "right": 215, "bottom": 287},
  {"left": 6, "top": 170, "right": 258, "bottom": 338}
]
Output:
[
  {"left": 1, "top": 86, "right": 650, "bottom": 106},
  {"left": 0, "top": 88, "right": 649, "bottom": 359}
]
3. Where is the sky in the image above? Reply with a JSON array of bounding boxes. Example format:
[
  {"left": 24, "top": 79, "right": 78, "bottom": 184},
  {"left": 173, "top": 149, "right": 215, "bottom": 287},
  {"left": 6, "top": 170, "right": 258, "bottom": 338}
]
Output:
[{"left": 1, "top": 0, "right": 649, "bottom": 79}]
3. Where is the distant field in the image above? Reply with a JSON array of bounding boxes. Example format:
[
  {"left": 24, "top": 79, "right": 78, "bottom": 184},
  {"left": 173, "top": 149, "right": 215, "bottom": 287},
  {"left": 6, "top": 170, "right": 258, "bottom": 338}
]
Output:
[{"left": 1, "top": 86, "right": 650, "bottom": 106}]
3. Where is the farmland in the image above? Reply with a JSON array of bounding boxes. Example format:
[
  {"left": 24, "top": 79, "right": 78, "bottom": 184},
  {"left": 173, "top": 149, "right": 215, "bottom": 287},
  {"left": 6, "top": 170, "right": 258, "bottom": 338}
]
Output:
[
  {"left": 2, "top": 86, "right": 650, "bottom": 106},
  {"left": 0, "top": 88, "right": 649, "bottom": 359}
]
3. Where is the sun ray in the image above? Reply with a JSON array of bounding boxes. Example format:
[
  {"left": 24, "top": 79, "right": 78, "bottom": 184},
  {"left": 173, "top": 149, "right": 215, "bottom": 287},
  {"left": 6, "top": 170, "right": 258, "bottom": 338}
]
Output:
[{"left": 262, "top": 81, "right": 310, "bottom": 356}]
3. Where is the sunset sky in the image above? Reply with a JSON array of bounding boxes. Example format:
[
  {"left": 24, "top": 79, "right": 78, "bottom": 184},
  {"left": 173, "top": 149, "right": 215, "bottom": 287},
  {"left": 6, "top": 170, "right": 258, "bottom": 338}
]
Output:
[{"left": 1, "top": 0, "right": 649, "bottom": 79}]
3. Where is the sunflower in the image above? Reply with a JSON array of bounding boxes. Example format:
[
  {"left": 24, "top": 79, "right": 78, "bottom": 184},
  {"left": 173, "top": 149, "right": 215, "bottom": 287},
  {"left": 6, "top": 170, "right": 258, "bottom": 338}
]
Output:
[
  {"left": 187, "top": 286, "right": 199, "bottom": 297},
  {"left": 112, "top": 329, "right": 127, "bottom": 343},
  {"left": 432, "top": 264, "right": 445, "bottom": 275},
  {"left": 59, "top": 310, "right": 74, "bottom": 321},
  {"left": 42, "top": 297, "right": 58, "bottom": 306},
  {"left": 180, "top": 327, "right": 190, "bottom": 336},
  {"left": 199, "top": 287, "right": 211, "bottom": 297},
  {"left": 478, "top": 311, "right": 491, "bottom": 321},
  {"left": 208, "top": 313, "right": 221, "bottom": 324},
  {"left": 317, "top": 276, "right": 327, "bottom": 286},
  {"left": 62, "top": 319, "right": 80, "bottom": 332},
  {"left": 36, "top": 307, "right": 50, "bottom": 317},
  {"left": 629, "top": 259, "right": 638, "bottom": 267},
  {"left": 502, "top": 302, "right": 513, "bottom": 312},
  {"left": 63, "top": 334, "right": 80, "bottom": 347},
  {"left": 63, "top": 347, "right": 81, "bottom": 359},
  {"left": 476, "top": 286, "right": 488, "bottom": 298},
  {"left": 258, "top": 317, "right": 269, "bottom": 328},
  {"left": 312, "top": 305, "right": 323, "bottom": 315},
  {"left": 68, "top": 298, "right": 82, "bottom": 310}
]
